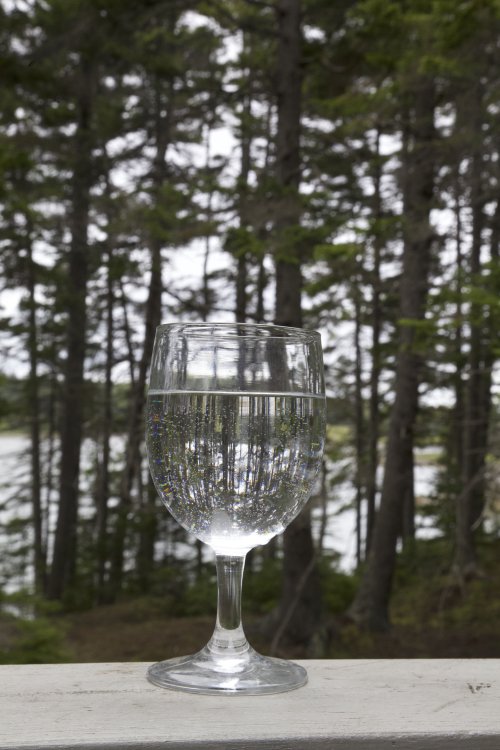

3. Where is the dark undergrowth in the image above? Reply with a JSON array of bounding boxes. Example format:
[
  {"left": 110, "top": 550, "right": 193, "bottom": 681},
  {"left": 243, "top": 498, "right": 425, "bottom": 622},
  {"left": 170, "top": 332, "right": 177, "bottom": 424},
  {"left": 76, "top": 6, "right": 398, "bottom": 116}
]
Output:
[{"left": 1, "top": 536, "right": 499, "bottom": 663}]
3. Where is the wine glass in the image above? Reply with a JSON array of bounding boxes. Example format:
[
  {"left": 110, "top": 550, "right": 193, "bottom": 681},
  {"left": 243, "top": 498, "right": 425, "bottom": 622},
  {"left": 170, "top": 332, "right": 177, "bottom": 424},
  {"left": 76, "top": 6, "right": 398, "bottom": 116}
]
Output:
[{"left": 146, "top": 322, "right": 325, "bottom": 694}]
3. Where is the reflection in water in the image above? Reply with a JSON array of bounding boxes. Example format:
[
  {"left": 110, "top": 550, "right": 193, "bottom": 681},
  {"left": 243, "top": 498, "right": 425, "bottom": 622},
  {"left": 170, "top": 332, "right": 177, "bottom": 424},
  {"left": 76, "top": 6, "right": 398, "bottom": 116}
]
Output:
[{"left": 147, "top": 391, "right": 325, "bottom": 553}]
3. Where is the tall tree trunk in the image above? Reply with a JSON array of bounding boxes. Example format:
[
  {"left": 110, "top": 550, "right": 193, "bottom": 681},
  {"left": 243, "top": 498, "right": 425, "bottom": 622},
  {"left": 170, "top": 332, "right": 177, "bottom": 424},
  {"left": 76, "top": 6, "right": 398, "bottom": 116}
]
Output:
[
  {"left": 47, "top": 61, "right": 93, "bottom": 600},
  {"left": 96, "top": 248, "right": 114, "bottom": 603},
  {"left": 254, "top": 101, "right": 273, "bottom": 324},
  {"left": 202, "top": 124, "right": 214, "bottom": 321},
  {"left": 482, "top": 193, "right": 500, "bottom": 453},
  {"left": 348, "top": 76, "right": 435, "bottom": 630},
  {"left": 274, "top": 0, "right": 302, "bottom": 330},
  {"left": 398, "top": 111, "right": 416, "bottom": 548},
  {"left": 456, "top": 86, "right": 486, "bottom": 577},
  {"left": 235, "top": 51, "right": 252, "bottom": 324},
  {"left": 43, "top": 370, "right": 57, "bottom": 560},
  {"left": 452, "top": 175, "right": 465, "bottom": 490},
  {"left": 26, "top": 239, "right": 46, "bottom": 594},
  {"left": 366, "top": 129, "right": 383, "bottom": 555},
  {"left": 353, "top": 277, "right": 364, "bottom": 567},
  {"left": 272, "top": 0, "right": 322, "bottom": 649}
]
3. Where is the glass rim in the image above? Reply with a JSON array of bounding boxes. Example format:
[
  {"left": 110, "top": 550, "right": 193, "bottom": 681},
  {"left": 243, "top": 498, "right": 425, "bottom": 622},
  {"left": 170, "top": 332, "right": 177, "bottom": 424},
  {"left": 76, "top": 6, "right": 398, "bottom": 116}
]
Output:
[{"left": 155, "top": 321, "right": 321, "bottom": 342}]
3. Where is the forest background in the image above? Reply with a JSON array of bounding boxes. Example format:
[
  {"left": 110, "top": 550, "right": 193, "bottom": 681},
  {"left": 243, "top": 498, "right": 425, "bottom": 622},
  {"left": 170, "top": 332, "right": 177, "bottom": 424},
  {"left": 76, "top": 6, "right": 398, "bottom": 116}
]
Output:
[{"left": 1, "top": 0, "right": 500, "bottom": 664}]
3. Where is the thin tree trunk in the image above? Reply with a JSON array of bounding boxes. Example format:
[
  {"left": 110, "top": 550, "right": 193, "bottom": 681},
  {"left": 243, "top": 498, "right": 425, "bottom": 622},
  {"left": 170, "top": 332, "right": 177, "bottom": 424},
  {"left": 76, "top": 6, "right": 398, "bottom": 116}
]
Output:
[
  {"left": 235, "top": 52, "right": 253, "bottom": 324},
  {"left": 254, "top": 102, "right": 273, "bottom": 324},
  {"left": 480, "top": 192, "right": 500, "bottom": 471},
  {"left": 235, "top": 255, "right": 248, "bottom": 323},
  {"left": 272, "top": 0, "right": 322, "bottom": 648},
  {"left": 43, "top": 370, "right": 57, "bottom": 560},
  {"left": 316, "top": 460, "right": 328, "bottom": 555},
  {"left": 453, "top": 177, "right": 465, "bottom": 484},
  {"left": 274, "top": 0, "right": 302, "bottom": 330},
  {"left": 47, "top": 60, "right": 93, "bottom": 600},
  {"left": 119, "top": 278, "right": 136, "bottom": 387},
  {"left": 96, "top": 248, "right": 114, "bottom": 603},
  {"left": 348, "top": 76, "right": 435, "bottom": 630},
  {"left": 366, "top": 129, "right": 383, "bottom": 554},
  {"left": 456, "top": 86, "right": 486, "bottom": 577},
  {"left": 26, "top": 239, "right": 46, "bottom": 594},
  {"left": 255, "top": 256, "right": 266, "bottom": 322},
  {"left": 202, "top": 125, "right": 213, "bottom": 321},
  {"left": 353, "top": 280, "right": 364, "bottom": 567},
  {"left": 398, "top": 111, "right": 416, "bottom": 548}
]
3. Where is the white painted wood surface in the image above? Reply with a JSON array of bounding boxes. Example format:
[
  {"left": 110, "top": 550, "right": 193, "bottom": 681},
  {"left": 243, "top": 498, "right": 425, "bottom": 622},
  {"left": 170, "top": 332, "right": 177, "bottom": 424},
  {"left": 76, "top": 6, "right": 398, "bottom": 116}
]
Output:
[{"left": 0, "top": 660, "right": 499, "bottom": 749}]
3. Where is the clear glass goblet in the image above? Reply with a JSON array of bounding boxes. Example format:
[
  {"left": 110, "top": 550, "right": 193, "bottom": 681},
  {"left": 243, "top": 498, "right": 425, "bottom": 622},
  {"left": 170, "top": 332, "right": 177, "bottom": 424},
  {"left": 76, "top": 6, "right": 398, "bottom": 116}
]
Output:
[{"left": 146, "top": 322, "right": 325, "bottom": 695}]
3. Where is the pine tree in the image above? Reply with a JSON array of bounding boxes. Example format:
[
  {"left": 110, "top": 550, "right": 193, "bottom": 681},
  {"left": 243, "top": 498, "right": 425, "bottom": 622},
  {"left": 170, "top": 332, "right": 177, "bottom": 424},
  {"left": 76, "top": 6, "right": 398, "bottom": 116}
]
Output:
[{"left": 347, "top": 1, "right": 438, "bottom": 629}]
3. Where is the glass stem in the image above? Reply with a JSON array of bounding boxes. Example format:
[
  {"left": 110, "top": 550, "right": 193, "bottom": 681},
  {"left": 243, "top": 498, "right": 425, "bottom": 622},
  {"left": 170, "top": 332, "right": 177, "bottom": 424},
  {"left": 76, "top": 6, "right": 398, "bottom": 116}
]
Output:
[{"left": 208, "top": 554, "right": 249, "bottom": 656}]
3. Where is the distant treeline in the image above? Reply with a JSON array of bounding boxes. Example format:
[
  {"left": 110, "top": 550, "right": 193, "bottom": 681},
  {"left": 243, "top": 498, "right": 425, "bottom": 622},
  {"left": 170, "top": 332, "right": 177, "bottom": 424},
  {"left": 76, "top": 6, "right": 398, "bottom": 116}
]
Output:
[{"left": 0, "top": 374, "right": 132, "bottom": 434}]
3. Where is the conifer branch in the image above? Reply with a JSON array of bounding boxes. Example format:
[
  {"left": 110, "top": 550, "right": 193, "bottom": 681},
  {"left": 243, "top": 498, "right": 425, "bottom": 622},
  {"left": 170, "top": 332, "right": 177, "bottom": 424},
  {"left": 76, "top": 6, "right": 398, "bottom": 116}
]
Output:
[{"left": 204, "top": 0, "right": 279, "bottom": 37}]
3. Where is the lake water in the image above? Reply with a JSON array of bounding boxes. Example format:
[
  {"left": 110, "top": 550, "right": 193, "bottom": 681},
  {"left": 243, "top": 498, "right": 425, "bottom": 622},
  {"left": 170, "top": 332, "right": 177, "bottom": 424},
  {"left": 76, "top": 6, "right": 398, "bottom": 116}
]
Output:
[{"left": 0, "top": 433, "right": 441, "bottom": 592}]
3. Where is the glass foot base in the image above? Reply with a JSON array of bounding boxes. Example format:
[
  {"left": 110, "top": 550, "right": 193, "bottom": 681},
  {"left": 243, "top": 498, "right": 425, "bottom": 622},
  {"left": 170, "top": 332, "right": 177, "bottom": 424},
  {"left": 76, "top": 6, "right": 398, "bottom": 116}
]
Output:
[{"left": 147, "top": 644, "right": 307, "bottom": 695}]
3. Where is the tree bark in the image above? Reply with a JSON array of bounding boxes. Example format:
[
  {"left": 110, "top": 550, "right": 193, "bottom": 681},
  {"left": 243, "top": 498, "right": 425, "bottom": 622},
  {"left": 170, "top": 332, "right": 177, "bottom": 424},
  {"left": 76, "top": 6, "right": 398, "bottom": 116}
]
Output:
[
  {"left": 43, "top": 370, "right": 57, "bottom": 562},
  {"left": 47, "top": 60, "right": 93, "bottom": 600},
  {"left": 235, "top": 52, "right": 253, "bottom": 324},
  {"left": 272, "top": 0, "right": 322, "bottom": 648},
  {"left": 348, "top": 76, "right": 435, "bottom": 630},
  {"left": 274, "top": 0, "right": 302, "bottom": 329},
  {"left": 366, "top": 129, "right": 383, "bottom": 555},
  {"left": 452, "top": 176, "right": 465, "bottom": 490},
  {"left": 398, "top": 110, "right": 416, "bottom": 548},
  {"left": 455, "top": 85, "right": 487, "bottom": 577},
  {"left": 255, "top": 256, "right": 266, "bottom": 322},
  {"left": 353, "top": 278, "right": 364, "bottom": 567},
  {"left": 202, "top": 125, "right": 214, "bottom": 321},
  {"left": 26, "top": 238, "right": 46, "bottom": 594},
  {"left": 95, "top": 248, "right": 114, "bottom": 603},
  {"left": 118, "top": 277, "right": 136, "bottom": 387}
]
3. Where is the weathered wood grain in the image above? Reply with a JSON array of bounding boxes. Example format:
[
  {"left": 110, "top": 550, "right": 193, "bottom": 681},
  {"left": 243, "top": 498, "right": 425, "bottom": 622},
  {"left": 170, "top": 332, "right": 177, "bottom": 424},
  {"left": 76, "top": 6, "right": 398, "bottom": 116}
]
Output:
[{"left": 0, "top": 660, "right": 499, "bottom": 749}]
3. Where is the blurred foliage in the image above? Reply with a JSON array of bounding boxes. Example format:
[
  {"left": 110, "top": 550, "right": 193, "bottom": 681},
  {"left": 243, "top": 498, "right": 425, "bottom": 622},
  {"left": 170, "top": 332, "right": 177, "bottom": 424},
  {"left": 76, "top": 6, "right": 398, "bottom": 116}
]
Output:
[
  {"left": 331, "top": 535, "right": 500, "bottom": 658},
  {"left": 0, "top": 592, "right": 70, "bottom": 664}
]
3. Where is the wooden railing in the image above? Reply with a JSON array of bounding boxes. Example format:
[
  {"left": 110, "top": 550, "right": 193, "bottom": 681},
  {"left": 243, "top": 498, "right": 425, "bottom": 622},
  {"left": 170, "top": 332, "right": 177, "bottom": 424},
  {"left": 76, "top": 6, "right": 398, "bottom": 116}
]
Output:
[{"left": 1, "top": 660, "right": 499, "bottom": 748}]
